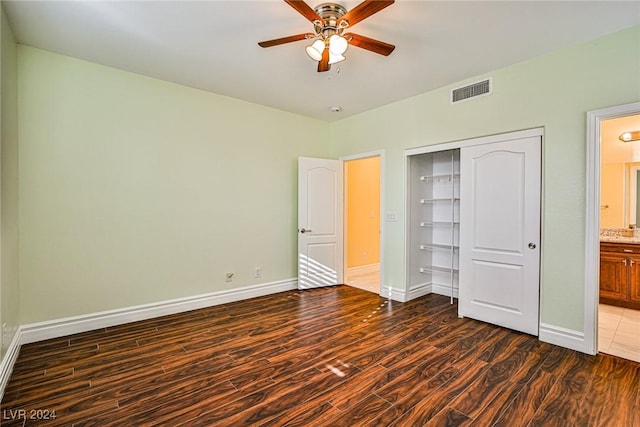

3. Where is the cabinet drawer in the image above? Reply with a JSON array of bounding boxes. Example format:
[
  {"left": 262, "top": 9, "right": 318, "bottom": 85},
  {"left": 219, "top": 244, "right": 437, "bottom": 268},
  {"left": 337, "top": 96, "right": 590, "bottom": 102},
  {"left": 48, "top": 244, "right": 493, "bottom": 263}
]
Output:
[{"left": 600, "top": 243, "right": 640, "bottom": 254}]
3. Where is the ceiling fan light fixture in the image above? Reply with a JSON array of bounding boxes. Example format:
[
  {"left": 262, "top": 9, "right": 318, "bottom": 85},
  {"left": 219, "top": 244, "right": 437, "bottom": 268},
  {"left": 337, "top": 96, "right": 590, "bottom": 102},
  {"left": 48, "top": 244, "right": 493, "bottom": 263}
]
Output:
[
  {"left": 329, "top": 52, "right": 345, "bottom": 65},
  {"left": 328, "top": 34, "right": 348, "bottom": 55},
  {"left": 305, "top": 39, "right": 325, "bottom": 61},
  {"left": 258, "top": 0, "right": 396, "bottom": 72}
]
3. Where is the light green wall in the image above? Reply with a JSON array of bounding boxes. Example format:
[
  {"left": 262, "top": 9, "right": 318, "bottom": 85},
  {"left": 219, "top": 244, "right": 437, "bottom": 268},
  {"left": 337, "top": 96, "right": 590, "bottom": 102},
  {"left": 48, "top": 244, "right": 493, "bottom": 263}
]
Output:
[
  {"left": 14, "top": 25, "right": 640, "bottom": 333},
  {"left": 18, "top": 46, "right": 330, "bottom": 323},
  {"left": 329, "top": 25, "right": 640, "bottom": 332},
  {"left": 1, "top": 6, "right": 19, "bottom": 355}
]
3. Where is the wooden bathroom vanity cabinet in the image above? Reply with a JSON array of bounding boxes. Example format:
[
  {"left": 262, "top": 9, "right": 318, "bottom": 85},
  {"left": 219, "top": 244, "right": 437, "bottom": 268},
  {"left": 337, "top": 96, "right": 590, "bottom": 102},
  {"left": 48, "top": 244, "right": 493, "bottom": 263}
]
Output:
[{"left": 600, "top": 242, "right": 640, "bottom": 309}]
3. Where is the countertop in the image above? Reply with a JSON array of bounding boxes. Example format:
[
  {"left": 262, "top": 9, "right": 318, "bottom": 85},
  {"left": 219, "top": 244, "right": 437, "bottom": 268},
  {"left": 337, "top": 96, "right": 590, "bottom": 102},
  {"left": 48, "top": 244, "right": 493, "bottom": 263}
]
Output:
[
  {"left": 600, "top": 236, "right": 640, "bottom": 244},
  {"left": 600, "top": 228, "right": 640, "bottom": 244}
]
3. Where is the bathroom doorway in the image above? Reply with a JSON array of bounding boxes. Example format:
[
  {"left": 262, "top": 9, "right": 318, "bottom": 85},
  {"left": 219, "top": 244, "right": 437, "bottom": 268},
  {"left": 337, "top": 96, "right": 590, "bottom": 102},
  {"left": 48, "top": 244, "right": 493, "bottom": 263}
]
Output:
[{"left": 597, "top": 113, "right": 640, "bottom": 363}]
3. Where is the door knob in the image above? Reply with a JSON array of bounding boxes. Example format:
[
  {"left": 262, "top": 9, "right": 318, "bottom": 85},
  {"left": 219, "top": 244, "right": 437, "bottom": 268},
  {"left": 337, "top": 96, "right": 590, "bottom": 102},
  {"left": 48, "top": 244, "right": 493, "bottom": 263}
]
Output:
[
  {"left": 300, "top": 228, "right": 312, "bottom": 234},
  {"left": 528, "top": 242, "right": 536, "bottom": 249}
]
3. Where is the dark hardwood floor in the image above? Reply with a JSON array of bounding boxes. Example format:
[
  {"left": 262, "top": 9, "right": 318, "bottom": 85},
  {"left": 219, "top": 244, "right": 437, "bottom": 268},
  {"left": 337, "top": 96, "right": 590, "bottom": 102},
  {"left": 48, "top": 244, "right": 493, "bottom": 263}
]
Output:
[{"left": 2, "top": 286, "right": 639, "bottom": 426}]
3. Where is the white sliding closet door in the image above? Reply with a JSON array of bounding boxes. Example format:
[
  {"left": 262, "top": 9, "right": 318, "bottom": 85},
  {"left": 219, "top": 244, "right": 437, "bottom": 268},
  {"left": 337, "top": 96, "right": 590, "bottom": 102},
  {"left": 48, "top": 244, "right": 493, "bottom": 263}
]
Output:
[{"left": 459, "top": 136, "right": 541, "bottom": 335}]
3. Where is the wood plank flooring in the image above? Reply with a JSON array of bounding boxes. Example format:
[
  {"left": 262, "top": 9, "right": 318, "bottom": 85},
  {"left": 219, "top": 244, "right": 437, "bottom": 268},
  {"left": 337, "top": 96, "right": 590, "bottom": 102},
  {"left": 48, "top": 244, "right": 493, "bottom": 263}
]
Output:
[{"left": 2, "top": 286, "right": 639, "bottom": 426}]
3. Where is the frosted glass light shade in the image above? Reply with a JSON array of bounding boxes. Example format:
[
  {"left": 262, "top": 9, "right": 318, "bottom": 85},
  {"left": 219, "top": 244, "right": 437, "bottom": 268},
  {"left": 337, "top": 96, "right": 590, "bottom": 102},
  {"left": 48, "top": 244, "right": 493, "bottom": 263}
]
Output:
[
  {"left": 329, "top": 35, "right": 348, "bottom": 55},
  {"left": 329, "top": 53, "right": 345, "bottom": 65},
  {"left": 305, "top": 39, "right": 325, "bottom": 61}
]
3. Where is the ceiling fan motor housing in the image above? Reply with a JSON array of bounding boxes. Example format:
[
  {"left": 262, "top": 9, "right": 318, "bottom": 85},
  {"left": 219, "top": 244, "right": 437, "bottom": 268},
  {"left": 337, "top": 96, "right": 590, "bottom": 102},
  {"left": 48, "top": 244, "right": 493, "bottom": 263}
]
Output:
[{"left": 314, "top": 3, "right": 348, "bottom": 37}]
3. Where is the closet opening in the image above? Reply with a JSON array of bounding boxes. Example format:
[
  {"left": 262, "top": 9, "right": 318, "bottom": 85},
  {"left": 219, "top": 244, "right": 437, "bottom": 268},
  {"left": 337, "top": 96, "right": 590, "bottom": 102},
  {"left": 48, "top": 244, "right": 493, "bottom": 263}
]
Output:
[{"left": 406, "top": 149, "right": 460, "bottom": 303}]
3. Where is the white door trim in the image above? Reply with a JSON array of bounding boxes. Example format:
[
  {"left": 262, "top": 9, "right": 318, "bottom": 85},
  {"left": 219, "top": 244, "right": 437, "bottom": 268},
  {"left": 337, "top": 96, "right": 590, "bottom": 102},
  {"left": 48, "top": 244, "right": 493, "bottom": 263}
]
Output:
[
  {"left": 340, "top": 150, "right": 385, "bottom": 297},
  {"left": 585, "top": 101, "right": 640, "bottom": 355},
  {"left": 404, "top": 128, "right": 543, "bottom": 156}
]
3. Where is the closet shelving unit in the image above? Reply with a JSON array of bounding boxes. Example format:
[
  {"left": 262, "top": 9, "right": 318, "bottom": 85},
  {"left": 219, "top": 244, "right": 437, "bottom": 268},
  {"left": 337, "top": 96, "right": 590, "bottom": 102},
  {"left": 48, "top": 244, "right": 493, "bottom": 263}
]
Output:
[{"left": 407, "top": 149, "right": 460, "bottom": 302}]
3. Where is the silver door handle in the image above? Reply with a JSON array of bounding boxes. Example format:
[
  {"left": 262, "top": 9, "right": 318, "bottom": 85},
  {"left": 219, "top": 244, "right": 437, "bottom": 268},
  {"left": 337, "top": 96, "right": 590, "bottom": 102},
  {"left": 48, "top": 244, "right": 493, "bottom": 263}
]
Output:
[
  {"left": 528, "top": 242, "right": 536, "bottom": 249},
  {"left": 300, "top": 228, "right": 312, "bottom": 234}
]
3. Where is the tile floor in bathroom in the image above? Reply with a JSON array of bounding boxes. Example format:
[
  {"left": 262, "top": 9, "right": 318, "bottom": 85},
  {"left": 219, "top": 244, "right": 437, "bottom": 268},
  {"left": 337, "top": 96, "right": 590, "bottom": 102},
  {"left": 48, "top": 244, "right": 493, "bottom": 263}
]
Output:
[{"left": 598, "top": 303, "right": 640, "bottom": 363}]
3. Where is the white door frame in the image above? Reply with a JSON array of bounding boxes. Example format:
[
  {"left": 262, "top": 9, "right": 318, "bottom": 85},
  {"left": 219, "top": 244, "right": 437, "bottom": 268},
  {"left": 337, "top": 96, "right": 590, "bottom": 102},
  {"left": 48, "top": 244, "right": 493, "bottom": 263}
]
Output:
[
  {"left": 585, "top": 101, "right": 640, "bottom": 355},
  {"left": 340, "top": 150, "right": 386, "bottom": 296}
]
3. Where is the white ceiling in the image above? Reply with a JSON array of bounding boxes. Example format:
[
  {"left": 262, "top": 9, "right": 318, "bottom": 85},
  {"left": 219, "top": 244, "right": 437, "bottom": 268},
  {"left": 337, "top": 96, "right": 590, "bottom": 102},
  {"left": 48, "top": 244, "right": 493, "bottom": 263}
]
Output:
[{"left": 4, "top": 0, "right": 640, "bottom": 122}]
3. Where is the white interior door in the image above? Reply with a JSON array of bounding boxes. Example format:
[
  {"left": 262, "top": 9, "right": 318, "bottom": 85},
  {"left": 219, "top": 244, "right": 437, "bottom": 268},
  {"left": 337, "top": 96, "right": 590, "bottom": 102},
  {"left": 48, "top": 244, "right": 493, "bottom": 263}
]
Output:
[
  {"left": 298, "top": 157, "right": 344, "bottom": 289},
  {"left": 459, "top": 136, "right": 541, "bottom": 335}
]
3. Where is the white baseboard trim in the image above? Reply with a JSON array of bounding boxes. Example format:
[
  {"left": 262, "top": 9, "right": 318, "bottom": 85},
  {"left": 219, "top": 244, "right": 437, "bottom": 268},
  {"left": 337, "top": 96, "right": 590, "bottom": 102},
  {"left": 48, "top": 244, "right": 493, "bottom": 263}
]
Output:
[
  {"left": 346, "top": 263, "right": 380, "bottom": 274},
  {"left": 20, "top": 278, "right": 298, "bottom": 345},
  {"left": 0, "top": 326, "right": 22, "bottom": 402},
  {"left": 431, "top": 283, "right": 459, "bottom": 299},
  {"left": 382, "top": 282, "right": 456, "bottom": 303},
  {"left": 407, "top": 283, "right": 433, "bottom": 301},
  {"left": 380, "top": 285, "right": 408, "bottom": 302},
  {"left": 539, "top": 322, "right": 586, "bottom": 353}
]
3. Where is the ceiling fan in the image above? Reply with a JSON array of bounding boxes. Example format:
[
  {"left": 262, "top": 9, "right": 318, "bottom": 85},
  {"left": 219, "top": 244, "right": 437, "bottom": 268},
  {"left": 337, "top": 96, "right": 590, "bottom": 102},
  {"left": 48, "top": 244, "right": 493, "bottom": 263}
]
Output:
[{"left": 258, "top": 0, "right": 395, "bottom": 72}]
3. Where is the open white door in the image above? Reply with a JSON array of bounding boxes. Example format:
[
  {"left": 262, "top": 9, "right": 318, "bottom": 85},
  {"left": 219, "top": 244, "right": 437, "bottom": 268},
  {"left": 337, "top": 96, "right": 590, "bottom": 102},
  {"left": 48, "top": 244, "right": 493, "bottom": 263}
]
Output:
[
  {"left": 298, "top": 157, "right": 344, "bottom": 289},
  {"left": 459, "top": 136, "right": 541, "bottom": 335}
]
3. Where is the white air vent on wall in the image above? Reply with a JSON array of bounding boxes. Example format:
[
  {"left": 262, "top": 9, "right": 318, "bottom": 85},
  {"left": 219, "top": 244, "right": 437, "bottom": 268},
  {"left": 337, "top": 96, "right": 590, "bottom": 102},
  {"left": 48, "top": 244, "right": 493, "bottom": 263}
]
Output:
[{"left": 451, "top": 78, "right": 492, "bottom": 103}]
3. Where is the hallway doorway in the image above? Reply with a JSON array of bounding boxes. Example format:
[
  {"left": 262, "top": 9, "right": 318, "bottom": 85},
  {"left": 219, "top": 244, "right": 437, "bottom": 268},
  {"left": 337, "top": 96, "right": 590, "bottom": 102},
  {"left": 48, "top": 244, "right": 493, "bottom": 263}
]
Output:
[{"left": 344, "top": 155, "right": 381, "bottom": 294}]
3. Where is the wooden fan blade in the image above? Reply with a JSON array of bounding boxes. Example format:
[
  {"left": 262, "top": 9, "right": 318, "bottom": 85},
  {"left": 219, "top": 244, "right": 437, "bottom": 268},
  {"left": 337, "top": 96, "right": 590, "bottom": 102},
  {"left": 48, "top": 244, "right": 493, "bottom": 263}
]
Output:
[
  {"left": 345, "top": 33, "right": 395, "bottom": 56},
  {"left": 339, "top": 0, "right": 394, "bottom": 27},
  {"left": 258, "top": 34, "right": 313, "bottom": 48},
  {"left": 317, "top": 46, "right": 330, "bottom": 72},
  {"left": 285, "top": 0, "right": 324, "bottom": 24}
]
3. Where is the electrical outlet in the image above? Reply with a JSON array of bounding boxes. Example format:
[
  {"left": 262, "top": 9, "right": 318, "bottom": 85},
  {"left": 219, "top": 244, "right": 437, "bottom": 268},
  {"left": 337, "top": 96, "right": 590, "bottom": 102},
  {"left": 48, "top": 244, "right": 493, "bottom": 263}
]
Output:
[
  {"left": 225, "top": 272, "right": 234, "bottom": 282},
  {"left": 255, "top": 267, "right": 262, "bottom": 278}
]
